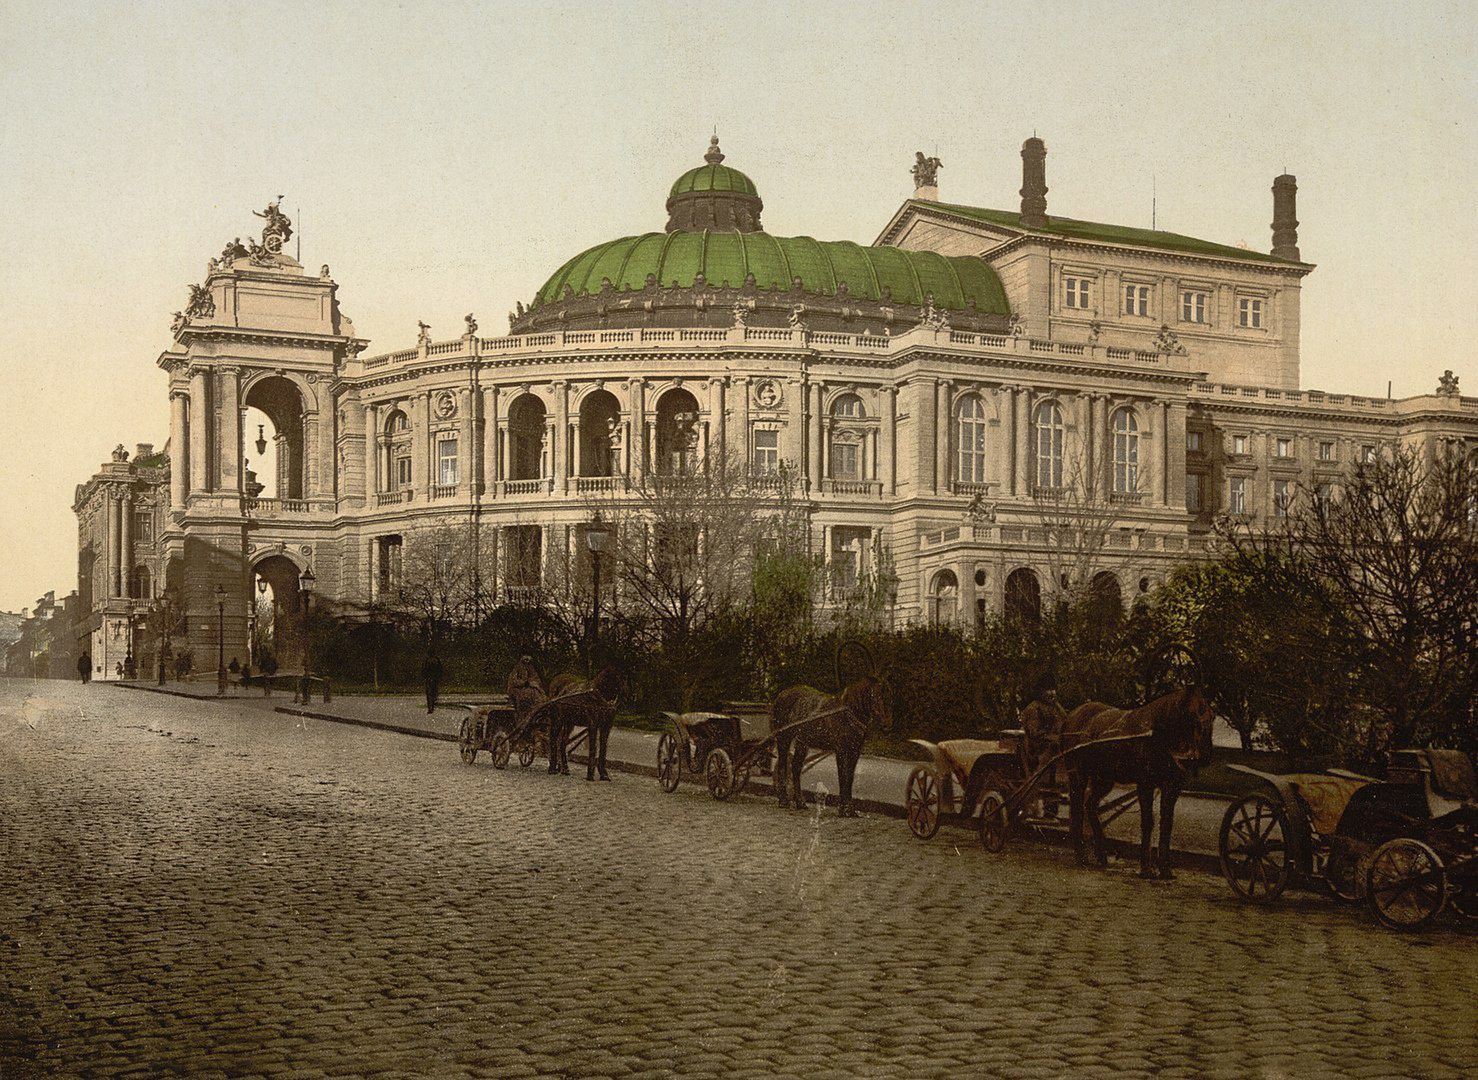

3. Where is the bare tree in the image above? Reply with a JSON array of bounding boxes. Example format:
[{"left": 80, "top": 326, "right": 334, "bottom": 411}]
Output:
[
  {"left": 394, "top": 523, "right": 498, "bottom": 644},
  {"left": 1031, "top": 448, "right": 1135, "bottom": 609}
]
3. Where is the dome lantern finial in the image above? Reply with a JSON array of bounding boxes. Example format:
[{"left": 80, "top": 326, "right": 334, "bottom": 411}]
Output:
[{"left": 705, "top": 134, "right": 725, "bottom": 166}]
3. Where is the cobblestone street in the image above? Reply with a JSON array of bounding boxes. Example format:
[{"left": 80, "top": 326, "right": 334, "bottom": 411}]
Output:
[{"left": 1, "top": 680, "right": 1472, "bottom": 1079}]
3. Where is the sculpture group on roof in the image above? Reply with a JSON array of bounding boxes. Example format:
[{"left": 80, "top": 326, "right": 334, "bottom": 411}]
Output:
[{"left": 912, "top": 152, "right": 942, "bottom": 189}]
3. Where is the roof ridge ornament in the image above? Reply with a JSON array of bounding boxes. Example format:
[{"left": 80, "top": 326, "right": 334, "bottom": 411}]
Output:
[{"left": 705, "top": 135, "right": 725, "bottom": 166}]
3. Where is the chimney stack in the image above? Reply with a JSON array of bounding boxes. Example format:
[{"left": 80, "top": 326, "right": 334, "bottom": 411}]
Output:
[
  {"left": 1020, "top": 137, "right": 1048, "bottom": 228},
  {"left": 1271, "top": 173, "right": 1299, "bottom": 260}
]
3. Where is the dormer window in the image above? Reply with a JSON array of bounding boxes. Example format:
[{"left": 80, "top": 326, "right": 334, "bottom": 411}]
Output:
[
  {"left": 1124, "top": 284, "right": 1152, "bottom": 317},
  {"left": 1181, "top": 290, "right": 1209, "bottom": 324},
  {"left": 1064, "top": 276, "right": 1091, "bottom": 310},
  {"left": 1238, "top": 297, "right": 1264, "bottom": 328}
]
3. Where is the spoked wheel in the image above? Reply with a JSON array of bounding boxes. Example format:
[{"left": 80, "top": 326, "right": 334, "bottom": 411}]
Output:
[
  {"left": 1366, "top": 838, "right": 1447, "bottom": 931},
  {"left": 489, "top": 730, "right": 511, "bottom": 770},
  {"left": 978, "top": 791, "right": 1009, "bottom": 853},
  {"left": 518, "top": 742, "right": 536, "bottom": 769},
  {"left": 1323, "top": 851, "right": 1366, "bottom": 903},
  {"left": 705, "top": 747, "right": 737, "bottom": 801},
  {"left": 733, "top": 768, "right": 751, "bottom": 798},
  {"left": 458, "top": 718, "right": 479, "bottom": 765},
  {"left": 1449, "top": 887, "right": 1478, "bottom": 922},
  {"left": 1219, "top": 794, "right": 1292, "bottom": 903},
  {"left": 905, "top": 767, "right": 941, "bottom": 840},
  {"left": 657, "top": 733, "right": 681, "bottom": 793}
]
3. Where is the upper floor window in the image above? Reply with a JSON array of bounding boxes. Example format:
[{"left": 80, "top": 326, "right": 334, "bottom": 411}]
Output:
[
  {"left": 387, "top": 410, "right": 410, "bottom": 435},
  {"left": 1124, "top": 284, "right": 1152, "bottom": 317},
  {"left": 437, "top": 437, "right": 459, "bottom": 486},
  {"left": 1275, "top": 437, "right": 1293, "bottom": 459},
  {"left": 1273, "top": 479, "right": 1291, "bottom": 517},
  {"left": 1187, "top": 431, "right": 1203, "bottom": 452},
  {"left": 133, "top": 509, "right": 153, "bottom": 544},
  {"left": 830, "top": 393, "right": 863, "bottom": 419},
  {"left": 1232, "top": 434, "right": 1249, "bottom": 455},
  {"left": 956, "top": 394, "right": 987, "bottom": 485},
  {"left": 1229, "top": 476, "right": 1247, "bottom": 514},
  {"left": 1317, "top": 440, "right": 1336, "bottom": 462},
  {"left": 1238, "top": 297, "right": 1263, "bottom": 328},
  {"left": 1314, "top": 482, "right": 1333, "bottom": 511},
  {"left": 752, "top": 427, "right": 778, "bottom": 473},
  {"left": 1362, "top": 444, "right": 1377, "bottom": 464},
  {"left": 1181, "top": 290, "right": 1209, "bottom": 324},
  {"left": 1034, "top": 401, "right": 1064, "bottom": 489},
  {"left": 1111, "top": 409, "right": 1139, "bottom": 494},
  {"left": 395, "top": 453, "right": 412, "bottom": 488},
  {"left": 1186, "top": 474, "right": 1205, "bottom": 513},
  {"left": 829, "top": 394, "right": 865, "bottom": 482},
  {"left": 1064, "top": 276, "right": 1092, "bottom": 310}
]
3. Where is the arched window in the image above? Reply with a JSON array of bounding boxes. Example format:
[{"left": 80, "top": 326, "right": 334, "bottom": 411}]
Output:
[
  {"left": 386, "top": 411, "right": 410, "bottom": 434},
  {"left": 956, "top": 394, "right": 987, "bottom": 484},
  {"left": 655, "top": 388, "right": 701, "bottom": 476},
  {"left": 507, "top": 396, "right": 547, "bottom": 482},
  {"left": 931, "top": 570, "right": 959, "bottom": 625},
  {"left": 1112, "top": 408, "right": 1140, "bottom": 494},
  {"left": 1005, "top": 567, "right": 1041, "bottom": 625},
  {"left": 829, "top": 394, "right": 866, "bottom": 481},
  {"left": 1034, "top": 401, "right": 1064, "bottom": 490},
  {"left": 384, "top": 409, "right": 412, "bottom": 491}
]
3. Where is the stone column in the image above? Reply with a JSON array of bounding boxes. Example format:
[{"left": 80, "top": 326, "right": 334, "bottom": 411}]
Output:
[
  {"left": 188, "top": 368, "right": 209, "bottom": 493},
  {"left": 555, "top": 382, "right": 570, "bottom": 494},
  {"left": 780, "top": 379, "right": 803, "bottom": 474},
  {"left": 807, "top": 382, "right": 823, "bottom": 489},
  {"left": 711, "top": 378, "right": 727, "bottom": 465},
  {"left": 484, "top": 386, "right": 500, "bottom": 494},
  {"left": 411, "top": 395, "right": 429, "bottom": 496},
  {"left": 1164, "top": 401, "right": 1184, "bottom": 508},
  {"left": 882, "top": 385, "right": 897, "bottom": 495},
  {"left": 1002, "top": 387, "right": 1016, "bottom": 495},
  {"left": 169, "top": 390, "right": 189, "bottom": 510},
  {"left": 1143, "top": 401, "right": 1162, "bottom": 507},
  {"left": 736, "top": 377, "right": 750, "bottom": 467},
  {"left": 363, "top": 403, "right": 378, "bottom": 502},
  {"left": 629, "top": 378, "right": 646, "bottom": 481},
  {"left": 1014, "top": 388, "right": 1031, "bottom": 495},
  {"left": 367, "top": 538, "right": 378, "bottom": 601},
  {"left": 219, "top": 368, "right": 242, "bottom": 494},
  {"left": 1090, "top": 395, "right": 1107, "bottom": 494},
  {"left": 106, "top": 493, "right": 120, "bottom": 598},
  {"left": 120, "top": 493, "right": 133, "bottom": 597},
  {"left": 936, "top": 380, "right": 951, "bottom": 493},
  {"left": 1073, "top": 393, "right": 1090, "bottom": 488},
  {"left": 458, "top": 389, "right": 474, "bottom": 494}
]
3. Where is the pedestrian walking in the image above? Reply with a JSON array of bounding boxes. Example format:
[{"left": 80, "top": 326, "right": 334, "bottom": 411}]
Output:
[
  {"left": 423, "top": 650, "right": 444, "bottom": 714},
  {"left": 115, "top": 661, "right": 124, "bottom": 680},
  {"left": 77, "top": 651, "right": 91, "bottom": 683}
]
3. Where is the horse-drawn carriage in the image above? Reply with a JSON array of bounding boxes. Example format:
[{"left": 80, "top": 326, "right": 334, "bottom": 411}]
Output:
[
  {"left": 656, "top": 704, "right": 774, "bottom": 801},
  {"left": 457, "top": 700, "right": 539, "bottom": 768},
  {"left": 904, "top": 730, "right": 1141, "bottom": 852},
  {"left": 1218, "top": 748, "right": 1478, "bottom": 929},
  {"left": 456, "top": 668, "right": 622, "bottom": 779}
]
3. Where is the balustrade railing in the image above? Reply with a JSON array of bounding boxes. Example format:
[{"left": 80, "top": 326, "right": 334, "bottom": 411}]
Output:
[
  {"left": 376, "top": 490, "right": 411, "bottom": 507},
  {"left": 502, "top": 478, "right": 552, "bottom": 496},
  {"left": 575, "top": 476, "right": 626, "bottom": 494},
  {"left": 431, "top": 484, "right": 459, "bottom": 500}
]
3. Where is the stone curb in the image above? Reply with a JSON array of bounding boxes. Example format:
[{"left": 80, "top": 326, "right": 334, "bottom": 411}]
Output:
[{"left": 116, "top": 682, "right": 1223, "bottom": 875}]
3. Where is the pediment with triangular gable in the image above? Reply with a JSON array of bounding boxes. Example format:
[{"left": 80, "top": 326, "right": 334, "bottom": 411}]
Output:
[{"left": 874, "top": 199, "right": 1025, "bottom": 258}]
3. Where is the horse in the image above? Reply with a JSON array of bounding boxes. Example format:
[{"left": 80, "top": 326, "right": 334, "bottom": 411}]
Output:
[
  {"left": 545, "top": 666, "right": 626, "bottom": 781},
  {"left": 1063, "top": 681, "right": 1215, "bottom": 879},
  {"left": 769, "top": 643, "right": 890, "bottom": 817}
]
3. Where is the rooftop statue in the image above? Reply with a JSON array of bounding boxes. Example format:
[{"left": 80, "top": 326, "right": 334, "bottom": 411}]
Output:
[
  {"left": 1437, "top": 369, "right": 1460, "bottom": 397},
  {"left": 464, "top": 313, "right": 478, "bottom": 336},
  {"left": 912, "top": 152, "right": 942, "bottom": 189},
  {"left": 417, "top": 320, "right": 432, "bottom": 347},
  {"left": 111, "top": 444, "right": 129, "bottom": 463},
  {"left": 221, "top": 237, "right": 249, "bottom": 264},
  {"left": 185, "top": 282, "right": 215, "bottom": 319},
  {"left": 253, "top": 197, "right": 293, "bottom": 253}
]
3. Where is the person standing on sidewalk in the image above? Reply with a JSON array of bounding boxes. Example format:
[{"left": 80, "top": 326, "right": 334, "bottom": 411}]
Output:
[
  {"left": 422, "top": 649, "right": 444, "bottom": 714},
  {"left": 77, "top": 651, "right": 91, "bottom": 683}
]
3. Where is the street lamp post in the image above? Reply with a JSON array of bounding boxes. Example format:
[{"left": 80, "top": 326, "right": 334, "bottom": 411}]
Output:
[
  {"left": 123, "top": 599, "right": 136, "bottom": 681},
  {"left": 214, "top": 584, "right": 226, "bottom": 695},
  {"left": 584, "top": 511, "right": 612, "bottom": 657},
  {"left": 298, "top": 566, "right": 316, "bottom": 703}
]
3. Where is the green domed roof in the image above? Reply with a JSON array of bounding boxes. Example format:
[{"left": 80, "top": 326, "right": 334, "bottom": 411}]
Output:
[
  {"left": 535, "top": 230, "right": 1009, "bottom": 315},
  {"left": 669, "top": 162, "right": 759, "bottom": 200}
]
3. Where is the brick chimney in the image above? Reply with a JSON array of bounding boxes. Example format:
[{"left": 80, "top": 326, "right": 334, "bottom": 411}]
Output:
[
  {"left": 1020, "top": 137, "right": 1048, "bottom": 228},
  {"left": 1271, "top": 173, "right": 1299, "bottom": 260},
  {"left": 135, "top": 443, "right": 154, "bottom": 460}
]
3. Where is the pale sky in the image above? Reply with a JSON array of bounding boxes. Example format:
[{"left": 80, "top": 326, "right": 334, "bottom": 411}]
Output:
[{"left": 0, "top": 0, "right": 1473, "bottom": 612}]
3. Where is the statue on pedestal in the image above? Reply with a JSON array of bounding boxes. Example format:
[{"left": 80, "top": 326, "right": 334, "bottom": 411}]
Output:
[
  {"left": 912, "top": 152, "right": 942, "bottom": 190},
  {"left": 185, "top": 283, "right": 214, "bottom": 319},
  {"left": 253, "top": 197, "right": 293, "bottom": 253},
  {"left": 1437, "top": 370, "right": 1460, "bottom": 397}
]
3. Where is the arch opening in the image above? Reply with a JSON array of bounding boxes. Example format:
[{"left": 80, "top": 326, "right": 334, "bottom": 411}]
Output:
[
  {"left": 579, "top": 390, "right": 621, "bottom": 477},
  {"left": 243, "top": 377, "right": 308, "bottom": 500},
  {"left": 507, "top": 396, "right": 548, "bottom": 482},
  {"left": 655, "top": 388, "right": 701, "bottom": 476},
  {"left": 1005, "top": 567, "right": 1041, "bottom": 625}
]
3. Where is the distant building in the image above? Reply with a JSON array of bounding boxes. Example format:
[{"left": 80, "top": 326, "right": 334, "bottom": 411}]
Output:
[
  {"left": 3, "top": 590, "right": 80, "bottom": 679},
  {"left": 75, "top": 138, "right": 1477, "bottom": 662}
]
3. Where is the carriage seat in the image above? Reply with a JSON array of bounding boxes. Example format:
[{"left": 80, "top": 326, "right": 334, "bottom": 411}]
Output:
[
  {"left": 1422, "top": 749, "right": 1476, "bottom": 803},
  {"left": 938, "top": 739, "right": 1006, "bottom": 776}
]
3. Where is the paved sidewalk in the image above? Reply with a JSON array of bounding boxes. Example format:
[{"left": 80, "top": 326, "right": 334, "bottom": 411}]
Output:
[{"left": 120, "top": 681, "right": 1230, "bottom": 866}]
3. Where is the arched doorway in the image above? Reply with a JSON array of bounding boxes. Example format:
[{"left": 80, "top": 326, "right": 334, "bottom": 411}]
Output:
[
  {"left": 1005, "top": 567, "right": 1041, "bottom": 625},
  {"left": 1089, "top": 571, "right": 1123, "bottom": 628},
  {"left": 930, "top": 569, "right": 958, "bottom": 625},
  {"left": 507, "top": 395, "right": 547, "bottom": 482},
  {"left": 655, "top": 388, "right": 700, "bottom": 476},
  {"left": 244, "top": 376, "right": 308, "bottom": 499},
  {"left": 252, "top": 554, "right": 306, "bottom": 670},
  {"left": 579, "top": 389, "right": 621, "bottom": 477}
]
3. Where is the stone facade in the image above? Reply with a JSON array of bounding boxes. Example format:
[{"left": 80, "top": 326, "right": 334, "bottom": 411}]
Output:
[{"left": 74, "top": 142, "right": 1478, "bottom": 665}]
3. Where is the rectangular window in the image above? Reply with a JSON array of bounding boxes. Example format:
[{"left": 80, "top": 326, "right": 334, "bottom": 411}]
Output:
[
  {"left": 1229, "top": 476, "right": 1247, "bottom": 514},
  {"left": 1232, "top": 434, "right": 1249, "bottom": 455},
  {"left": 1275, "top": 438, "right": 1292, "bottom": 459},
  {"left": 1064, "top": 276, "right": 1091, "bottom": 310},
  {"left": 1314, "top": 483, "right": 1333, "bottom": 511},
  {"left": 1274, "top": 480, "right": 1291, "bottom": 517},
  {"left": 1318, "top": 440, "right": 1335, "bottom": 462},
  {"left": 133, "top": 510, "right": 153, "bottom": 544},
  {"left": 1181, "top": 290, "right": 1208, "bottom": 324},
  {"left": 378, "top": 536, "right": 403, "bottom": 592},
  {"left": 437, "top": 438, "right": 459, "bottom": 486},
  {"left": 1186, "top": 474, "right": 1204, "bottom": 512},
  {"left": 831, "top": 441, "right": 860, "bottom": 482},
  {"left": 1124, "top": 284, "right": 1151, "bottom": 317},
  {"left": 1238, "top": 297, "right": 1263, "bottom": 328},
  {"left": 1187, "top": 431, "right": 1203, "bottom": 452},
  {"left": 752, "top": 428, "right": 778, "bottom": 473},
  {"left": 395, "top": 454, "right": 412, "bottom": 488},
  {"left": 1362, "top": 445, "right": 1377, "bottom": 463}
]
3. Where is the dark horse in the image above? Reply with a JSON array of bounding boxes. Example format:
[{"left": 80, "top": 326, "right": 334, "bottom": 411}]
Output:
[
  {"left": 1064, "top": 684, "right": 1215, "bottom": 878},
  {"left": 546, "top": 666, "right": 626, "bottom": 781},
  {"left": 770, "top": 644, "right": 890, "bottom": 817}
]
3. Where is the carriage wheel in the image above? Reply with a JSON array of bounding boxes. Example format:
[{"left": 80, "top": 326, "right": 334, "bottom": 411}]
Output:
[
  {"left": 458, "top": 718, "right": 479, "bottom": 765},
  {"left": 518, "top": 742, "right": 536, "bottom": 769},
  {"left": 657, "top": 733, "right": 681, "bottom": 793},
  {"left": 733, "top": 768, "right": 751, "bottom": 798},
  {"left": 904, "top": 767, "right": 941, "bottom": 840},
  {"left": 1323, "top": 850, "right": 1366, "bottom": 903},
  {"left": 1219, "top": 794, "right": 1291, "bottom": 903},
  {"left": 705, "top": 747, "right": 737, "bottom": 802},
  {"left": 978, "top": 791, "right": 1009, "bottom": 853},
  {"left": 1366, "top": 838, "right": 1447, "bottom": 931},
  {"left": 489, "top": 730, "right": 511, "bottom": 770},
  {"left": 1449, "top": 888, "right": 1478, "bottom": 922}
]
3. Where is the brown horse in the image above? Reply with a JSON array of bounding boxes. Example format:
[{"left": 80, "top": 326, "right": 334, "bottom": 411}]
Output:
[
  {"left": 1063, "top": 686, "right": 1216, "bottom": 878},
  {"left": 546, "top": 666, "right": 626, "bottom": 781},
  {"left": 770, "top": 645, "right": 890, "bottom": 817}
]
